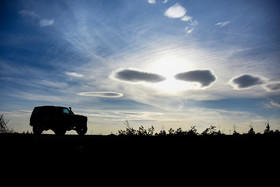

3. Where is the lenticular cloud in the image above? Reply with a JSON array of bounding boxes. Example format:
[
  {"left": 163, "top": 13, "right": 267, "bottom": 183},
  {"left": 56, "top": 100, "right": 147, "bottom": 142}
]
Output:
[
  {"left": 264, "top": 81, "right": 280, "bottom": 91},
  {"left": 113, "top": 69, "right": 166, "bottom": 83},
  {"left": 230, "top": 74, "right": 264, "bottom": 89},
  {"left": 175, "top": 70, "right": 216, "bottom": 87},
  {"left": 78, "top": 92, "right": 123, "bottom": 98}
]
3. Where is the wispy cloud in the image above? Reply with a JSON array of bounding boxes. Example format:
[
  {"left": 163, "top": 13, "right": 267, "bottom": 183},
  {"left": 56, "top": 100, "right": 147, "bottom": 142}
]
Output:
[
  {"left": 19, "top": 10, "right": 38, "bottom": 18},
  {"left": 185, "top": 27, "right": 194, "bottom": 34},
  {"left": 216, "top": 21, "right": 230, "bottom": 27},
  {"left": 65, "top": 72, "right": 84, "bottom": 78},
  {"left": 181, "top": 15, "right": 192, "bottom": 22},
  {"left": 270, "top": 100, "right": 280, "bottom": 108},
  {"left": 39, "top": 19, "right": 54, "bottom": 27},
  {"left": 163, "top": 3, "right": 198, "bottom": 34},
  {"left": 10, "top": 91, "right": 67, "bottom": 103},
  {"left": 147, "top": 0, "right": 168, "bottom": 4},
  {"left": 147, "top": 0, "right": 156, "bottom": 4},
  {"left": 19, "top": 9, "right": 54, "bottom": 27},
  {"left": 264, "top": 81, "right": 280, "bottom": 92}
]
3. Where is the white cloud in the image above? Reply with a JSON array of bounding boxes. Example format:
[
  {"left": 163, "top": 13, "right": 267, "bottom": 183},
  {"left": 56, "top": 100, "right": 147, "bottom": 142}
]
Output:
[
  {"left": 164, "top": 3, "right": 186, "bottom": 18},
  {"left": 65, "top": 72, "right": 84, "bottom": 78},
  {"left": 270, "top": 101, "right": 280, "bottom": 108},
  {"left": 39, "top": 80, "right": 68, "bottom": 88},
  {"left": 181, "top": 15, "right": 192, "bottom": 22},
  {"left": 185, "top": 27, "right": 194, "bottom": 34},
  {"left": 216, "top": 21, "right": 230, "bottom": 27},
  {"left": 19, "top": 10, "right": 54, "bottom": 27},
  {"left": 147, "top": 0, "right": 156, "bottom": 4},
  {"left": 19, "top": 10, "right": 38, "bottom": 18},
  {"left": 39, "top": 19, "right": 54, "bottom": 27},
  {"left": 190, "top": 20, "right": 199, "bottom": 26},
  {"left": 147, "top": 0, "right": 168, "bottom": 4}
]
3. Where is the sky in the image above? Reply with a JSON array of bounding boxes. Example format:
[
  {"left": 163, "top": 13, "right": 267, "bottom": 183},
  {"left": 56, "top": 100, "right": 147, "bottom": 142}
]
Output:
[{"left": 0, "top": 0, "right": 280, "bottom": 134}]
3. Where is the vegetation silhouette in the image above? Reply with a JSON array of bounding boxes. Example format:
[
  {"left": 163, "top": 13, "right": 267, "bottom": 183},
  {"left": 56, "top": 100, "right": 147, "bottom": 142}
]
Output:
[
  {"left": 117, "top": 120, "right": 280, "bottom": 137},
  {"left": 1, "top": 113, "right": 279, "bottom": 136},
  {"left": 0, "top": 114, "right": 14, "bottom": 133},
  {"left": 0, "top": 115, "right": 279, "bottom": 182}
]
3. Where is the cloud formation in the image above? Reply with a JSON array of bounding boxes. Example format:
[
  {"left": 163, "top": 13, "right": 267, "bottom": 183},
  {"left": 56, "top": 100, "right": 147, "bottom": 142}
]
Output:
[
  {"left": 39, "top": 19, "right": 54, "bottom": 27},
  {"left": 181, "top": 15, "right": 192, "bottom": 22},
  {"left": 185, "top": 27, "right": 194, "bottom": 34},
  {"left": 164, "top": 3, "right": 186, "bottom": 18},
  {"left": 270, "top": 100, "right": 280, "bottom": 108},
  {"left": 113, "top": 69, "right": 166, "bottom": 83},
  {"left": 65, "top": 72, "right": 84, "bottom": 78},
  {"left": 147, "top": 0, "right": 168, "bottom": 4},
  {"left": 149, "top": 2, "right": 196, "bottom": 34},
  {"left": 147, "top": 0, "right": 156, "bottom": 4},
  {"left": 19, "top": 10, "right": 54, "bottom": 27},
  {"left": 230, "top": 74, "right": 264, "bottom": 89},
  {"left": 19, "top": 10, "right": 38, "bottom": 18},
  {"left": 216, "top": 21, "right": 230, "bottom": 27},
  {"left": 174, "top": 70, "right": 216, "bottom": 87},
  {"left": 78, "top": 92, "right": 123, "bottom": 98},
  {"left": 264, "top": 82, "right": 280, "bottom": 91}
]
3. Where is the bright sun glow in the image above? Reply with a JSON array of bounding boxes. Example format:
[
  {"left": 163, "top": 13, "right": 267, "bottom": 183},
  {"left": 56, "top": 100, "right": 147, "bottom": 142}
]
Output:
[{"left": 147, "top": 55, "right": 199, "bottom": 94}]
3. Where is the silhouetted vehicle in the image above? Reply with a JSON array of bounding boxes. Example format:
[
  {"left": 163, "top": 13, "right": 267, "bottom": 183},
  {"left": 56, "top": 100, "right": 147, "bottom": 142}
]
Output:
[{"left": 30, "top": 106, "right": 87, "bottom": 135}]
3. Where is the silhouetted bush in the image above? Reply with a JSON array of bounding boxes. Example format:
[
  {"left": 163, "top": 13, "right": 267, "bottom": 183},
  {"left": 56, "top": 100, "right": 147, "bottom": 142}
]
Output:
[
  {"left": 117, "top": 120, "right": 279, "bottom": 137},
  {"left": 264, "top": 121, "right": 273, "bottom": 134},
  {"left": 247, "top": 126, "right": 255, "bottom": 135},
  {"left": 118, "top": 120, "right": 136, "bottom": 136},
  {"left": 155, "top": 129, "right": 166, "bottom": 136},
  {"left": 201, "top": 125, "right": 221, "bottom": 136},
  {"left": 117, "top": 120, "right": 155, "bottom": 136},
  {"left": 186, "top": 126, "right": 199, "bottom": 136},
  {"left": 0, "top": 114, "right": 14, "bottom": 133}
]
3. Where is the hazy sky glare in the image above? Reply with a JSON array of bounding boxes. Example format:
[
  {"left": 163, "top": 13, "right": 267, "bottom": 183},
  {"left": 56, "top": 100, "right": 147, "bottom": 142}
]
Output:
[{"left": 0, "top": 0, "right": 280, "bottom": 134}]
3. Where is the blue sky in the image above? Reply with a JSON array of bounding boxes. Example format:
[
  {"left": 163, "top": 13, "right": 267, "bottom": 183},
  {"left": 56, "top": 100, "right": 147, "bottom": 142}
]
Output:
[{"left": 0, "top": 0, "right": 280, "bottom": 134}]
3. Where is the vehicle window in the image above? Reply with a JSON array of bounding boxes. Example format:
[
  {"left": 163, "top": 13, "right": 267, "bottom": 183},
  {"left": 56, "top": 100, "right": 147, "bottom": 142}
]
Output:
[
  {"left": 33, "top": 108, "right": 39, "bottom": 114},
  {"left": 63, "top": 108, "right": 70, "bottom": 114}
]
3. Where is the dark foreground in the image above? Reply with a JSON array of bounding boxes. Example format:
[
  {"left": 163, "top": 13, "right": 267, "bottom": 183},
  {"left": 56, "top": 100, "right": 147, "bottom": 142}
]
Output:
[{"left": 1, "top": 133, "right": 279, "bottom": 182}]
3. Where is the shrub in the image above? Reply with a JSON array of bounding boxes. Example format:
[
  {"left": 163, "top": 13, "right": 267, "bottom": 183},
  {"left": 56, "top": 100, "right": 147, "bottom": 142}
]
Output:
[
  {"left": 0, "top": 114, "right": 14, "bottom": 133},
  {"left": 201, "top": 125, "right": 219, "bottom": 136}
]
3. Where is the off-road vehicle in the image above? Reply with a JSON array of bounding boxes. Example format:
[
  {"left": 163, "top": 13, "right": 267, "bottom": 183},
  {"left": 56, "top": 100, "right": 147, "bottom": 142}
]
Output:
[{"left": 30, "top": 106, "right": 87, "bottom": 135}]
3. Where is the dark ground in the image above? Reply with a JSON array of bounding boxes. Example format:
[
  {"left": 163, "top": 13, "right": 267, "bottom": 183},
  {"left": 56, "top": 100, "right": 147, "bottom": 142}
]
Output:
[{"left": 1, "top": 133, "right": 279, "bottom": 183}]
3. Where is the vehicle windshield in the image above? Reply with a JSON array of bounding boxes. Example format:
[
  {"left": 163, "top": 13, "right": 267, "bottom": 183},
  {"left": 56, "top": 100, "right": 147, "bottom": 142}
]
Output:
[{"left": 63, "top": 108, "right": 70, "bottom": 115}]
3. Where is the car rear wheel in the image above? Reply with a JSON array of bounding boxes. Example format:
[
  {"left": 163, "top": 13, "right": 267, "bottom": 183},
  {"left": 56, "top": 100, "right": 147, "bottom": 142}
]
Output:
[
  {"left": 33, "top": 126, "right": 43, "bottom": 135},
  {"left": 76, "top": 126, "right": 87, "bottom": 135}
]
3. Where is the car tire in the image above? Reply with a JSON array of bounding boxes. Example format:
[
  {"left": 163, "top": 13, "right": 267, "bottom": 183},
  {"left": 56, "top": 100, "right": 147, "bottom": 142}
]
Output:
[
  {"left": 76, "top": 126, "right": 87, "bottom": 135},
  {"left": 33, "top": 126, "right": 43, "bottom": 135}
]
